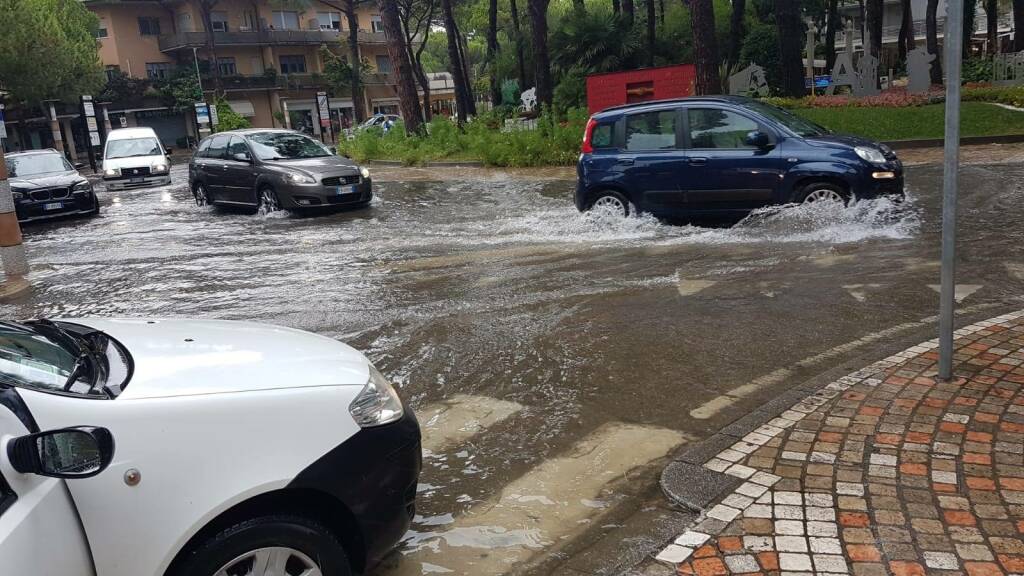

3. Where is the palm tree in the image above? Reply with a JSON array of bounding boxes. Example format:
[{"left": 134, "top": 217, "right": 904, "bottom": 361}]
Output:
[
  {"left": 774, "top": 0, "right": 804, "bottom": 97},
  {"left": 926, "top": 0, "right": 942, "bottom": 84},
  {"left": 528, "top": 0, "right": 554, "bottom": 107},
  {"left": 690, "top": 0, "right": 720, "bottom": 94},
  {"left": 379, "top": 0, "right": 424, "bottom": 133}
]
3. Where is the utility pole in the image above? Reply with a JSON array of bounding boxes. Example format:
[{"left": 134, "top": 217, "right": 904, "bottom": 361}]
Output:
[{"left": 938, "top": 0, "right": 964, "bottom": 381}]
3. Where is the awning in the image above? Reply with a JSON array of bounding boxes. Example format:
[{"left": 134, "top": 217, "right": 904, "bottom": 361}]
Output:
[{"left": 227, "top": 100, "right": 255, "bottom": 117}]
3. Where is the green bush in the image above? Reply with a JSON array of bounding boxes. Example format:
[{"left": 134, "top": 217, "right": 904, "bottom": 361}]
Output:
[
  {"left": 961, "top": 58, "right": 994, "bottom": 83},
  {"left": 962, "top": 84, "right": 1024, "bottom": 108},
  {"left": 213, "top": 98, "right": 251, "bottom": 131}
]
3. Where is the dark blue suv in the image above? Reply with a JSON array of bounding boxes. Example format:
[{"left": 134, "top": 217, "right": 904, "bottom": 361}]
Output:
[{"left": 575, "top": 96, "right": 904, "bottom": 217}]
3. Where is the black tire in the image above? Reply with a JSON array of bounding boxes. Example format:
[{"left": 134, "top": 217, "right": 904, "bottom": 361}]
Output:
[
  {"left": 257, "top": 187, "right": 281, "bottom": 215},
  {"left": 587, "top": 190, "right": 631, "bottom": 217},
  {"left": 170, "top": 515, "right": 352, "bottom": 576},
  {"left": 194, "top": 183, "right": 210, "bottom": 207},
  {"left": 86, "top": 196, "right": 100, "bottom": 216},
  {"left": 796, "top": 181, "right": 850, "bottom": 206}
]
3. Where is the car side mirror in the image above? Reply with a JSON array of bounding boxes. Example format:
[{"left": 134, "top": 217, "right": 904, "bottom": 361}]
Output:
[
  {"left": 233, "top": 152, "right": 252, "bottom": 163},
  {"left": 165, "top": 147, "right": 174, "bottom": 155},
  {"left": 73, "top": 161, "right": 86, "bottom": 170},
  {"left": 7, "top": 426, "right": 114, "bottom": 479},
  {"left": 745, "top": 131, "right": 771, "bottom": 148}
]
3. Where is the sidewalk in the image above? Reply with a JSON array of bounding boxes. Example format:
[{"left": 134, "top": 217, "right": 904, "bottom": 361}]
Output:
[{"left": 649, "top": 310, "right": 1024, "bottom": 576}]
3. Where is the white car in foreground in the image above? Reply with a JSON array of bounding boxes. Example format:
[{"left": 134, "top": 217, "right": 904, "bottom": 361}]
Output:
[{"left": 0, "top": 318, "right": 420, "bottom": 576}]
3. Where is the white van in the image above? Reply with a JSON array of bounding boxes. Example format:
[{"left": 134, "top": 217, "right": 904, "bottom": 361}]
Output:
[{"left": 101, "top": 127, "right": 172, "bottom": 190}]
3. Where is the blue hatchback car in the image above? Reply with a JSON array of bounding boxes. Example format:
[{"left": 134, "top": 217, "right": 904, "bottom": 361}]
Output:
[{"left": 575, "top": 96, "right": 904, "bottom": 218}]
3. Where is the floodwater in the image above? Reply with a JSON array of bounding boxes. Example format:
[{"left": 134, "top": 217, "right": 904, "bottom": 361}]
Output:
[{"left": 4, "top": 161, "right": 1024, "bottom": 574}]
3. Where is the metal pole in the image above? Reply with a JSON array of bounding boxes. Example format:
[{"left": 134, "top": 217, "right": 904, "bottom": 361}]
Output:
[
  {"left": 192, "top": 47, "right": 205, "bottom": 96},
  {"left": 938, "top": 0, "right": 964, "bottom": 381}
]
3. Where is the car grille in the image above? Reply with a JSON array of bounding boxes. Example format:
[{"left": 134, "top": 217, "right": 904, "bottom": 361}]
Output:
[
  {"left": 121, "top": 166, "right": 151, "bottom": 177},
  {"left": 321, "top": 174, "right": 360, "bottom": 186},
  {"left": 29, "top": 187, "right": 71, "bottom": 201}
]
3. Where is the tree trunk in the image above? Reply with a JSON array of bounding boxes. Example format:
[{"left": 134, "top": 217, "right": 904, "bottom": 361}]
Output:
[
  {"left": 963, "top": 0, "right": 976, "bottom": 55},
  {"left": 865, "top": 0, "right": 882, "bottom": 58},
  {"left": 898, "top": 0, "right": 913, "bottom": 60},
  {"left": 646, "top": 0, "right": 656, "bottom": 66},
  {"left": 509, "top": 0, "right": 530, "bottom": 92},
  {"left": 200, "top": 2, "right": 221, "bottom": 92},
  {"left": 1015, "top": 0, "right": 1024, "bottom": 52},
  {"left": 775, "top": 0, "right": 805, "bottom": 97},
  {"left": 728, "top": 0, "right": 746, "bottom": 66},
  {"left": 343, "top": 0, "right": 367, "bottom": 122},
  {"left": 926, "top": 0, "right": 942, "bottom": 84},
  {"left": 401, "top": 6, "right": 434, "bottom": 122},
  {"left": 658, "top": 0, "right": 664, "bottom": 23},
  {"left": 825, "top": 0, "right": 839, "bottom": 70},
  {"left": 985, "top": 0, "right": 998, "bottom": 54},
  {"left": 441, "top": 0, "right": 472, "bottom": 123},
  {"left": 572, "top": 0, "right": 584, "bottom": 10},
  {"left": 379, "top": 0, "right": 424, "bottom": 134},
  {"left": 486, "top": 0, "right": 501, "bottom": 105},
  {"left": 690, "top": 0, "right": 720, "bottom": 94},
  {"left": 612, "top": 0, "right": 619, "bottom": 15},
  {"left": 453, "top": 18, "right": 476, "bottom": 115},
  {"left": 527, "top": 0, "right": 554, "bottom": 107},
  {"left": 621, "top": 0, "right": 634, "bottom": 25}
]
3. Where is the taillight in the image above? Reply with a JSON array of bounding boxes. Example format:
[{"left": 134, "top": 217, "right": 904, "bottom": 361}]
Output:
[{"left": 581, "top": 117, "right": 597, "bottom": 153}]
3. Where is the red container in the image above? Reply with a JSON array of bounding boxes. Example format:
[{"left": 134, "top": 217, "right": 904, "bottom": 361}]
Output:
[{"left": 585, "top": 64, "right": 696, "bottom": 114}]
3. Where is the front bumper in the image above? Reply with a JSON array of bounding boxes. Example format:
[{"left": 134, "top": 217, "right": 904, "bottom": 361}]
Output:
[
  {"left": 288, "top": 407, "right": 420, "bottom": 569},
  {"left": 854, "top": 160, "right": 905, "bottom": 200},
  {"left": 103, "top": 175, "right": 171, "bottom": 191},
  {"left": 278, "top": 178, "right": 373, "bottom": 210},
  {"left": 15, "top": 194, "right": 97, "bottom": 223}
]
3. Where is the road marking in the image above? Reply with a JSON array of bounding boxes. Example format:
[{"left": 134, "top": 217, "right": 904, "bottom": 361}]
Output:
[
  {"left": 843, "top": 284, "right": 883, "bottom": 302},
  {"left": 419, "top": 394, "right": 523, "bottom": 455},
  {"left": 677, "top": 279, "right": 717, "bottom": 296},
  {"left": 382, "top": 423, "right": 688, "bottom": 575},
  {"left": 927, "top": 284, "right": 983, "bottom": 303}
]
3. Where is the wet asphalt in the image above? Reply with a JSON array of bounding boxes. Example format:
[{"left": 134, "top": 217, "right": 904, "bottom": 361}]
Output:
[{"left": 4, "top": 160, "right": 1023, "bottom": 574}]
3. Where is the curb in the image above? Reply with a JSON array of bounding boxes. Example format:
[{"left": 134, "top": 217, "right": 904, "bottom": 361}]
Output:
[
  {"left": 365, "top": 159, "right": 486, "bottom": 168},
  {"left": 654, "top": 301, "right": 1024, "bottom": 566},
  {"left": 883, "top": 133, "right": 1024, "bottom": 149},
  {"left": 0, "top": 277, "right": 31, "bottom": 301}
]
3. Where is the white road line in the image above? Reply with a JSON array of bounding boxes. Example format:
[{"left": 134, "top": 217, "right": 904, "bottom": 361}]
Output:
[
  {"left": 677, "top": 279, "right": 717, "bottom": 297},
  {"left": 383, "top": 422, "right": 688, "bottom": 575},
  {"left": 418, "top": 394, "right": 523, "bottom": 455},
  {"left": 927, "top": 284, "right": 983, "bottom": 303}
]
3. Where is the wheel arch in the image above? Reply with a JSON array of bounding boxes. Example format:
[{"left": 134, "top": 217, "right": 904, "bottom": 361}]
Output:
[
  {"left": 789, "top": 172, "right": 853, "bottom": 202},
  {"left": 582, "top": 184, "right": 635, "bottom": 208},
  {"left": 163, "top": 487, "right": 367, "bottom": 576}
]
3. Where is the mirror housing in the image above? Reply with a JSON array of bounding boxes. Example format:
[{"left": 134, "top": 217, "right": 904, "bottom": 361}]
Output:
[
  {"left": 232, "top": 152, "right": 252, "bottom": 163},
  {"left": 7, "top": 426, "right": 114, "bottom": 479},
  {"left": 744, "top": 130, "right": 771, "bottom": 148},
  {"left": 73, "top": 161, "right": 86, "bottom": 170}
]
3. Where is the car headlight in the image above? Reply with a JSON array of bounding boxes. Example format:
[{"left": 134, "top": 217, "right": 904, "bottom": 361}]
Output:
[
  {"left": 359, "top": 167, "right": 370, "bottom": 180},
  {"left": 152, "top": 163, "right": 168, "bottom": 174},
  {"left": 348, "top": 365, "right": 404, "bottom": 427},
  {"left": 104, "top": 167, "right": 120, "bottom": 177},
  {"left": 10, "top": 190, "right": 24, "bottom": 200},
  {"left": 284, "top": 170, "right": 316, "bottom": 184},
  {"left": 72, "top": 181, "right": 92, "bottom": 192},
  {"left": 854, "top": 146, "right": 887, "bottom": 164}
]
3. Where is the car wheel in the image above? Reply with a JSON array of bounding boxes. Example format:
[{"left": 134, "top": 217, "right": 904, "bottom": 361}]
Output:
[
  {"left": 798, "top": 182, "right": 849, "bottom": 205},
  {"left": 87, "top": 196, "right": 100, "bottom": 216},
  {"left": 194, "top": 183, "right": 209, "bottom": 207},
  {"left": 588, "top": 190, "right": 631, "bottom": 217},
  {"left": 171, "top": 515, "right": 352, "bottom": 576},
  {"left": 258, "top": 187, "right": 280, "bottom": 216}
]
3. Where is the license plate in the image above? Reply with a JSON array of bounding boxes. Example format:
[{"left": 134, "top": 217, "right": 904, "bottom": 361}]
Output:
[
  {"left": 130, "top": 177, "right": 145, "bottom": 183},
  {"left": 43, "top": 202, "right": 62, "bottom": 211},
  {"left": 336, "top": 185, "right": 358, "bottom": 195}
]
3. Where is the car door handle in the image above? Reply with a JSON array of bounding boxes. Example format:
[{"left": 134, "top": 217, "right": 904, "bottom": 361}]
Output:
[
  {"left": 618, "top": 158, "right": 635, "bottom": 166},
  {"left": 689, "top": 157, "right": 708, "bottom": 166}
]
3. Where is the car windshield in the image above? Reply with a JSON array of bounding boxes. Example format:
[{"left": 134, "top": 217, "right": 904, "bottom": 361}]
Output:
[
  {"left": 0, "top": 321, "right": 131, "bottom": 398},
  {"left": 246, "top": 132, "right": 332, "bottom": 160},
  {"left": 6, "top": 153, "right": 72, "bottom": 177},
  {"left": 744, "top": 101, "right": 830, "bottom": 137},
  {"left": 105, "top": 137, "right": 163, "bottom": 159}
]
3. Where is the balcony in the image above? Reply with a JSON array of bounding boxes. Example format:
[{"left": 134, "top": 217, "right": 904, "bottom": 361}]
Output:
[
  {"left": 202, "top": 72, "right": 396, "bottom": 92},
  {"left": 158, "top": 29, "right": 388, "bottom": 52}
]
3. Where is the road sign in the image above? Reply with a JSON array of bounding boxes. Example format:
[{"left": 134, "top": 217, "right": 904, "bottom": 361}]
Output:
[
  {"left": 89, "top": 132, "right": 101, "bottom": 146},
  {"left": 83, "top": 100, "right": 95, "bottom": 117},
  {"left": 86, "top": 116, "right": 98, "bottom": 132},
  {"left": 81, "top": 94, "right": 101, "bottom": 171},
  {"left": 119, "top": 116, "right": 127, "bottom": 128},
  {"left": 317, "top": 91, "right": 330, "bottom": 127},
  {"left": 0, "top": 104, "right": 6, "bottom": 140},
  {"left": 195, "top": 102, "right": 210, "bottom": 125},
  {"left": 210, "top": 104, "right": 219, "bottom": 126}
]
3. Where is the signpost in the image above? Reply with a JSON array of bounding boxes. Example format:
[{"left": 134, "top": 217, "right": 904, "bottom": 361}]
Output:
[
  {"left": 316, "top": 91, "right": 332, "bottom": 144},
  {"left": 195, "top": 102, "right": 211, "bottom": 137},
  {"left": 938, "top": 0, "right": 964, "bottom": 381},
  {"left": 209, "top": 103, "right": 220, "bottom": 128},
  {"left": 80, "top": 95, "right": 100, "bottom": 172},
  {"left": 0, "top": 104, "right": 7, "bottom": 141}
]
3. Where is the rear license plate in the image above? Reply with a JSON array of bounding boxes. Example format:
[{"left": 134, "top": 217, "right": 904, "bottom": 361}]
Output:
[
  {"left": 336, "top": 185, "right": 358, "bottom": 195},
  {"left": 130, "top": 177, "right": 145, "bottom": 183},
  {"left": 43, "top": 202, "right": 62, "bottom": 211}
]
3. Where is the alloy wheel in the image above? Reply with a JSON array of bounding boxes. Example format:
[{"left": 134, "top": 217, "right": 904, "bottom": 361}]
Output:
[
  {"left": 802, "top": 188, "right": 845, "bottom": 204},
  {"left": 258, "top": 189, "right": 280, "bottom": 215},
  {"left": 194, "top": 184, "right": 208, "bottom": 207},
  {"left": 213, "top": 546, "right": 321, "bottom": 576},
  {"left": 592, "top": 195, "right": 628, "bottom": 217}
]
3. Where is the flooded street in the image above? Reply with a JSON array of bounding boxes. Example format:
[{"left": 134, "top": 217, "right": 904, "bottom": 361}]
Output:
[{"left": 4, "top": 161, "right": 1024, "bottom": 574}]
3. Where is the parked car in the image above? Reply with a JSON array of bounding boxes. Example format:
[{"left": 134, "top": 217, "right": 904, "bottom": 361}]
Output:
[
  {"left": 576, "top": 96, "right": 904, "bottom": 218},
  {"left": 5, "top": 149, "right": 100, "bottom": 223},
  {"left": 101, "top": 127, "right": 172, "bottom": 191},
  {"left": 0, "top": 317, "right": 420, "bottom": 576},
  {"left": 189, "top": 129, "right": 373, "bottom": 215}
]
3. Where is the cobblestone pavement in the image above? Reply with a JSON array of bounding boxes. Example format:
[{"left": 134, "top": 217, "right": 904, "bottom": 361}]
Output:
[{"left": 654, "top": 311, "right": 1024, "bottom": 576}]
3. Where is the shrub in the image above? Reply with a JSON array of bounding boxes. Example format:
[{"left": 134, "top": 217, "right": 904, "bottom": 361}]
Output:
[{"left": 961, "top": 58, "right": 994, "bottom": 83}]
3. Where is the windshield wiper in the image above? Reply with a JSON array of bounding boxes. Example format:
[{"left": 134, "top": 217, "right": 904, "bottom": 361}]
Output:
[{"left": 27, "top": 319, "right": 106, "bottom": 396}]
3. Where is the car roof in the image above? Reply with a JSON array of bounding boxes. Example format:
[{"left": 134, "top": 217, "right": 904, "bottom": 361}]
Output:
[
  {"left": 106, "top": 127, "right": 160, "bottom": 141},
  {"left": 5, "top": 148, "right": 62, "bottom": 158},
  {"left": 592, "top": 95, "right": 756, "bottom": 119}
]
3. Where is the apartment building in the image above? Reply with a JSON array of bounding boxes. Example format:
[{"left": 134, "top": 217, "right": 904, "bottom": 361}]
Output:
[{"left": 84, "top": 0, "right": 405, "bottom": 145}]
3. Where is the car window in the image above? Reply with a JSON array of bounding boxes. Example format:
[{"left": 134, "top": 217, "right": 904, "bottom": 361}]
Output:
[
  {"left": 625, "top": 110, "right": 677, "bottom": 151},
  {"left": 206, "top": 135, "right": 230, "bottom": 160},
  {"left": 688, "top": 108, "right": 760, "bottom": 149},
  {"left": 246, "top": 132, "right": 332, "bottom": 160},
  {"left": 743, "top": 100, "right": 828, "bottom": 137},
  {"left": 5, "top": 153, "right": 72, "bottom": 177},
  {"left": 591, "top": 123, "right": 613, "bottom": 149},
  {"left": 196, "top": 138, "right": 212, "bottom": 157},
  {"left": 226, "top": 137, "right": 250, "bottom": 160},
  {"left": 105, "top": 137, "right": 162, "bottom": 159}
]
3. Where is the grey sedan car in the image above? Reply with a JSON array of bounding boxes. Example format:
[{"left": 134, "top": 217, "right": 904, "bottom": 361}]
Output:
[{"left": 188, "top": 129, "right": 372, "bottom": 215}]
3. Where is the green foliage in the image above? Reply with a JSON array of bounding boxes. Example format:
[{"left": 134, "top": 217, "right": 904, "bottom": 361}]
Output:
[
  {"left": 213, "top": 98, "right": 251, "bottom": 131},
  {"left": 339, "top": 108, "right": 589, "bottom": 167},
  {"left": 99, "top": 71, "right": 151, "bottom": 105},
  {"left": 739, "top": 21, "right": 782, "bottom": 93},
  {"left": 154, "top": 68, "right": 203, "bottom": 112},
  {"left": 548, "top": 7, "right": 641, "bottom": 75},
  {"left": 961, "top": 58, "right": 994, "bottom": 84},
  {"left": 962, "top": 85, "right": 1024, "bottom": 108},
  {"left": 792, "top": 102, "right": 1024, "bottom": 141},
  {"left": 553, "top": 69, "right": 587, "bottom": 114},
  {"left": 320, "top": 47, "right": 371, "bottom": 96},
  {"left": 0, "top": 0, "right": 104, "bottom": 103},
  {"left": 501, "top": 79, "right": 521, "bottom": 105}
]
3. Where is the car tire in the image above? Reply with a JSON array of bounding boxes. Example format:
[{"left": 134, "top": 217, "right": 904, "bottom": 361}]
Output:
[
  {"left": 170, "top": 515, "right": 352, "bottom": 576},
  {"left": 587, "top": 190, "right": 631, "bottom": 217},
  {"left": 86, "top": 196, "right": 100, "bottom": 216},
  {"left": 797, "top": 182, "right": 849, "bottom": 206},
  {"left": 258, "top": 187, "right": 281, "bottom": 216},
  {"left": 194, "top": 183, "right": 209, "bottom": 207}
]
